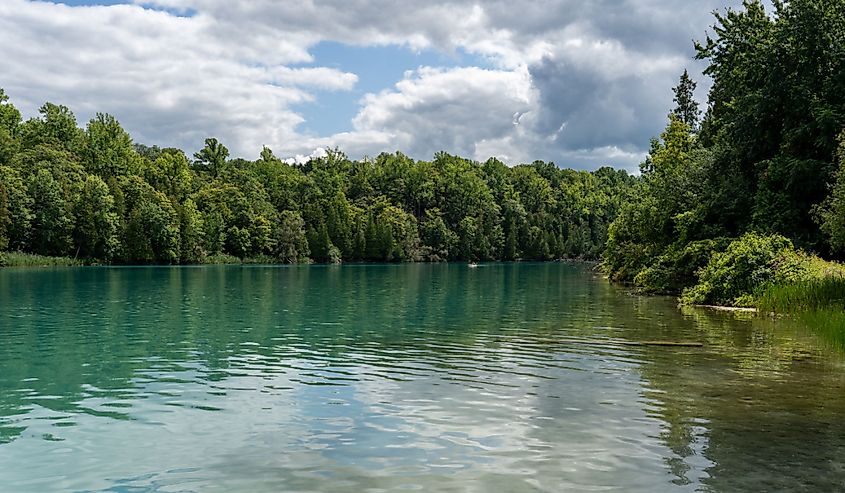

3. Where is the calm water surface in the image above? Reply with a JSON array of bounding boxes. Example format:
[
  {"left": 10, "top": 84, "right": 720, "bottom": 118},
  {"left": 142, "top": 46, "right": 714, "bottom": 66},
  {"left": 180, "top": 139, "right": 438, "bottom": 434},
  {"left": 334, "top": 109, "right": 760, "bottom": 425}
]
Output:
[{"left": 0, "top": 263, "right": 843, "bottom": 492}]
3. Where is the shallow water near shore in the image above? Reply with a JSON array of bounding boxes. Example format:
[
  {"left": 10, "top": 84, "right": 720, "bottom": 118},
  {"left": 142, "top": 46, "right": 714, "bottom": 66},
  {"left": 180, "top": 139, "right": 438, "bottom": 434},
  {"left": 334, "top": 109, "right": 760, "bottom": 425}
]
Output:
[{"left": 0, "top": 263, "right": 843, "bottom": 492}]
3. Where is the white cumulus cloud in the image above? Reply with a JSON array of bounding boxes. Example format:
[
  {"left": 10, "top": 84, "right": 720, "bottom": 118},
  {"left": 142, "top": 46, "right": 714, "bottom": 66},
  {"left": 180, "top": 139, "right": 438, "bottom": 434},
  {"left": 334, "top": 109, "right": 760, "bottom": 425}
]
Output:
[{"left": 0, "top": 0, "right": 743, "bottom": 170}]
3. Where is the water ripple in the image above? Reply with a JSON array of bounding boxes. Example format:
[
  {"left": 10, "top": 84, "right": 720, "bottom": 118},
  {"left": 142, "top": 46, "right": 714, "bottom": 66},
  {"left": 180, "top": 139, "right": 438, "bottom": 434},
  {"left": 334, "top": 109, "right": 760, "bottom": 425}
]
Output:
[{"left": 1, "top": 264, "right": 844, "bottom": 492}]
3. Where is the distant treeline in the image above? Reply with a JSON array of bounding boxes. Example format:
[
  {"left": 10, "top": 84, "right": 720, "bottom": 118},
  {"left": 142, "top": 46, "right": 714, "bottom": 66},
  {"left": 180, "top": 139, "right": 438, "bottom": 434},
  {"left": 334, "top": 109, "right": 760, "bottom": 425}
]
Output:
[{"left": 0, "top": 92, "right": 634, "bottom": 264}]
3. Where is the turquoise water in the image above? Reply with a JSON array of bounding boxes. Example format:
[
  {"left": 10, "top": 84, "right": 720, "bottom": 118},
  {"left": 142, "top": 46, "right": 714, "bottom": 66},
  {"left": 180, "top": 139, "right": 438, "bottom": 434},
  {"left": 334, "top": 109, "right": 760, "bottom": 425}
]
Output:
[{"left": 0, "top": 263, "right": 843, "bottom": 492}]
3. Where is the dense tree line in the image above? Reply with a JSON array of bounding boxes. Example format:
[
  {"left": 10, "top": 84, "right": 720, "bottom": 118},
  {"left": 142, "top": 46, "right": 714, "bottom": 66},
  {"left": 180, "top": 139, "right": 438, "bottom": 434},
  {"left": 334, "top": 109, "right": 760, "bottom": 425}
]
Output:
[
  {"left": 604, "top": 0, "right": 845, "bottom": 303},
  {"left": 0, "top": 90, "right": 633, "bottom": 265}
]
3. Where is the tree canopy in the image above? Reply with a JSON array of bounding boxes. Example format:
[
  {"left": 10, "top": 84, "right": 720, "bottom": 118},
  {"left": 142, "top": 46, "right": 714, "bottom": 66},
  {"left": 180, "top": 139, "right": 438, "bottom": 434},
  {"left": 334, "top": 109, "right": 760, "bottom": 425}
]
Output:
[
  {"left": 0, "top": 93, "right": 633, "bottom": 264},
  {"left": 604, "top": 0, "right": 845, "bottom": 300}
]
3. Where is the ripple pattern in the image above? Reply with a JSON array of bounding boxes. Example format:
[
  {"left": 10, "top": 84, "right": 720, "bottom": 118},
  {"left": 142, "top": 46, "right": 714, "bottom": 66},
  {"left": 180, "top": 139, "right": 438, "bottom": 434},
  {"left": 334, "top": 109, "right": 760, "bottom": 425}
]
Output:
[{"left": 0, "top": 263, "right": 844, "bottom": 492}]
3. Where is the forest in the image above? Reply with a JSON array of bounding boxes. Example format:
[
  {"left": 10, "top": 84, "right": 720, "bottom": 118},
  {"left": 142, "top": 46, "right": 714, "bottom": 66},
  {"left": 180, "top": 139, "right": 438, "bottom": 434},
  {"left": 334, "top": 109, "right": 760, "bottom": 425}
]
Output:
[
  {"left": 0, "top": 89, "right": 633, "bottom": 266},
  {"left": 603, "top": 0, "right": 845, "bottom": 310}
]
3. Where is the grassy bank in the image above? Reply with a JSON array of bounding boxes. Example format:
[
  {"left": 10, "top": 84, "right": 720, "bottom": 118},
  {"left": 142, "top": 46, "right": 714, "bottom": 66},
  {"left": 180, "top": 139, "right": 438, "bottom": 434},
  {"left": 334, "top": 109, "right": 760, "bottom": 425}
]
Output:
[
  {"left": 753, "top": 263, "right": 845, "bottom": 349},
  {"left": 0, "top": 252, "right": 85, "bottom": 267},
  {"left": 0, "top": 251, "right": 315, "bottom": 268},
  {"left": 757, "top": 276, "right": 845, "bottom": 313},
  {"left": 643, "top": 233, "right": 845, "bottom": 345}
]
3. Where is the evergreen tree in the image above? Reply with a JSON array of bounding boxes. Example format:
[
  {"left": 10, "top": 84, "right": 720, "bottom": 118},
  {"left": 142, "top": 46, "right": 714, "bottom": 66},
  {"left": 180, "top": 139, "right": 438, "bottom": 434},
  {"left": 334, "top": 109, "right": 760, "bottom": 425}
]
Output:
[
  {"left": 671, "top": 69, "right": 701, "bottom": 132},
  {"left": 193, "top": 138, "right": 229, "bottom": 177}
]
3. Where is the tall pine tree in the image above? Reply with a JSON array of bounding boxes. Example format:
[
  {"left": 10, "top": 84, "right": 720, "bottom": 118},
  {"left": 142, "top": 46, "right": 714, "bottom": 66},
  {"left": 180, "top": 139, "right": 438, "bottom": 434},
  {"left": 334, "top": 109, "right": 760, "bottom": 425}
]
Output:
[{"left": 671, "top": 69, "right": 700, "bottom": 132}]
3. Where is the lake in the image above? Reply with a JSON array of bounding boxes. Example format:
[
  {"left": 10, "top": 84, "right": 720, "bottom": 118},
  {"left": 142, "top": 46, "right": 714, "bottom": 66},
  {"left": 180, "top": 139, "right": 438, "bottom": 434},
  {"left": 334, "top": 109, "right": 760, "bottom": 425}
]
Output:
[{"left": 0, "top": 263, "right": 843, "bottom": 492}]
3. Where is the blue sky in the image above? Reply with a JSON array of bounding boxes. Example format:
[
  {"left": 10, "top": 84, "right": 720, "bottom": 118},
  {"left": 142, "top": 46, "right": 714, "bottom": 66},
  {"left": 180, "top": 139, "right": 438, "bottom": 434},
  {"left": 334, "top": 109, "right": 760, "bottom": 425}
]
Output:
[
  {"left": 1, "top": 0, "right": 743, "bottom": 169},
  {"left": 56, "top": 0, "right": 124, "bottom": 4},
  {"left": 58, "top": 0, "right": 194, "bottom": 15},
  {"left": 292, "top": 42, "right": 493, "bottom": 137}
]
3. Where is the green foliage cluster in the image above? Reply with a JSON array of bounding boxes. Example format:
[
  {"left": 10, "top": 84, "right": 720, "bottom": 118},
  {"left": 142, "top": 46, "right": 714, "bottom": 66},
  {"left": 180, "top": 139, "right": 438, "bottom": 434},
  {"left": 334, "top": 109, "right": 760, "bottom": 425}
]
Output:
[
  {"left": 604, "top": 0, "right": 845, "bottom": 305},
  {"left": 815, "top": 133, "right": 845, "bottom": 251},
  {"left": 680, "top": 233, "right": 812, "bottom": 307},
  {"left": 633, "top": 239, "right": 731, "bottom": 295},
  {"left": 0, "top": 92, "right": 633, "bottom": 265}
]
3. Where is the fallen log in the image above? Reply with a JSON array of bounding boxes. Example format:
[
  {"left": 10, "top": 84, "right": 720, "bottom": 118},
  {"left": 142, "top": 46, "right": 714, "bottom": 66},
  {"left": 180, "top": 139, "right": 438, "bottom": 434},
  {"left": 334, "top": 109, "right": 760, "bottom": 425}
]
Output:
[
  {"left": 618, "top": 341, "right": 704, "bottom": 347},
  {"left": 558, "top": 338, "right": 704, "bottom": 348},
  {"left": 692, "top": 305, "right": 757, "bottom": 313}
]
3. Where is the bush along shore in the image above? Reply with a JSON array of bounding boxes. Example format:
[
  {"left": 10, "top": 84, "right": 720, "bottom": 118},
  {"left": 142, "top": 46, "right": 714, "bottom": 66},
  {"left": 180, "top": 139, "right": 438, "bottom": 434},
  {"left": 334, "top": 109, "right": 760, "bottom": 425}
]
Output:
[{"left": 601, "top": 1, "right": 845, "bottom": 334}]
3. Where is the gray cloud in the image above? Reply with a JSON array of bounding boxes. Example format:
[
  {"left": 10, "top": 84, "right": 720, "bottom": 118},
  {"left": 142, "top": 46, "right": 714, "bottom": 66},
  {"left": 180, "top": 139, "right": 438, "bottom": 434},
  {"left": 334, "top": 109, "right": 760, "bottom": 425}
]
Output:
[
  {"left": 530, "top": 53, "right": 673, "bottom": 150},
  {"left": 1, "top": 0, "right": 745, "bottom": 171}
]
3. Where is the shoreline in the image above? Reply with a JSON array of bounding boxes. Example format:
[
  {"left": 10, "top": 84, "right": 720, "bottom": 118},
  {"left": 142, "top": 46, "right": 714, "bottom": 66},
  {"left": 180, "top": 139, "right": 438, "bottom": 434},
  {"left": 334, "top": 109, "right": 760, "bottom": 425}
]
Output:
[{"left": 0, "top": 254, "right": 600, "bottom": 269}]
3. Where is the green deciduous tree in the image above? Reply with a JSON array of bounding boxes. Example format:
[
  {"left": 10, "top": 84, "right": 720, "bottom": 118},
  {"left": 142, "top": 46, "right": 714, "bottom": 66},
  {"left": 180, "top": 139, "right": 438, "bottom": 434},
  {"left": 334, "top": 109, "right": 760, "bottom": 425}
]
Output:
[
  {"left": 145, "top": 149, "right": 193, "bottom": 201},
  {"left": 85, "top": 113, "right": 143, "bottom": 179},
  {"left": 74, "top": 174, "right": 119, "bottom": 260},
  {"left": 121, "top": 176, "right": 179, "bottom": 263},
  {"left": 0, "top": 165, "right": 32, "bottom": 251},
  {"left": 193, "top": 138, "right": 229, "bottom": 178},
  {"left": 20, "top": 103, "right": 85, "bottom": 156},
  {"left": 178, "top": 198, "right": 204, "bottom": 263},
  {"left": 421, "top": 208, "right": 457, "bottom": 261},
  {"left": 275, "top": 210, "right": 309, "bottom": 263},
  {"left": 28, "top": 168, "right": 73, "bottom": 256}
]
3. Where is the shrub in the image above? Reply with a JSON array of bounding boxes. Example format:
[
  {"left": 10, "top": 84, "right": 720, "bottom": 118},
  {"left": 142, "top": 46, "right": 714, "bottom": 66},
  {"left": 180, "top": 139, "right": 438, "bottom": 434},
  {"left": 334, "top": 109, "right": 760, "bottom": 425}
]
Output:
[
  {"left": 203, "top": 254, "right": 242, "bottom": 264},
  {"left": 634, "top": 238, "right": 730, "bottom": 293},
  {"left": 681, "top": 233, "right": 810, "bottom": 306}
]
